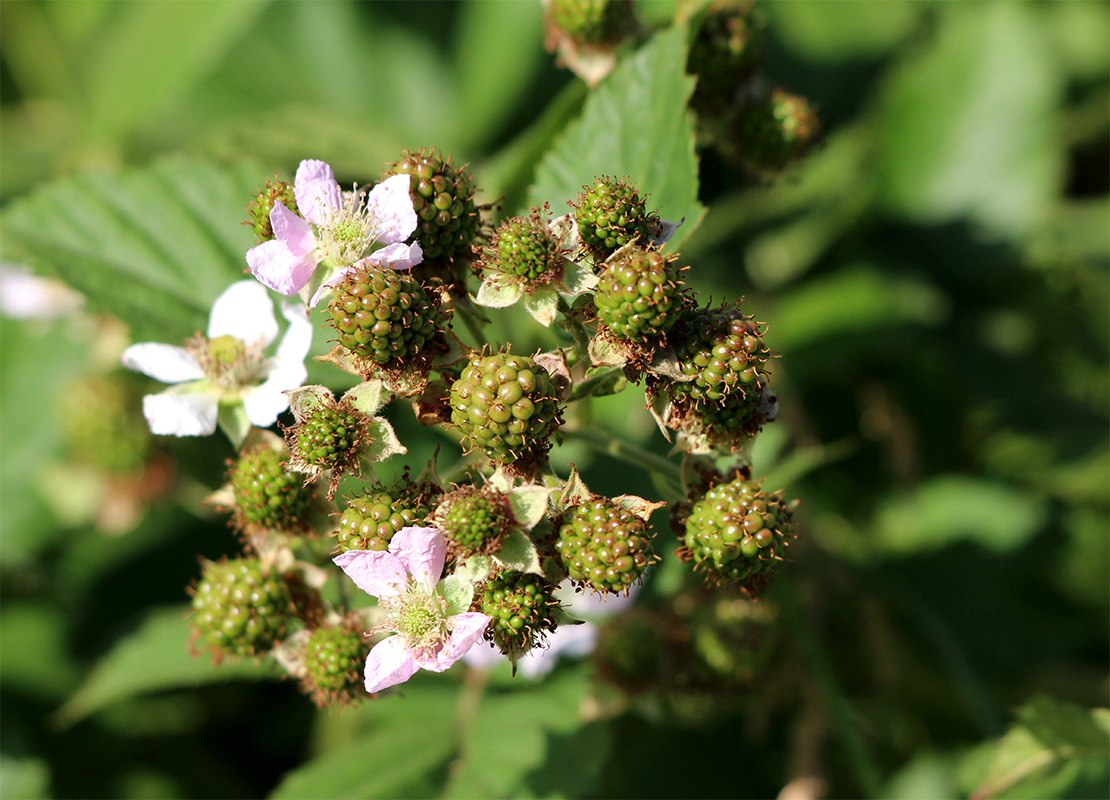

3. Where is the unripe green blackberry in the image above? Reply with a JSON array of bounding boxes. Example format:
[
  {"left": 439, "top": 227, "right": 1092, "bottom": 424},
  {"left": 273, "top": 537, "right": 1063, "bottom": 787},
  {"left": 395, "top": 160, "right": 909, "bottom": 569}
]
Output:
[
  {"left": 302, "top": 623, "right": 370, "bottom": 706},
  {"left": 738, "top": 88, "right": 820, "bottom": 172},
  {"left": 695, "top": 375, "right": 777, "bottom": 444},
  {"left": 556, "top": 497, "right": 657, "bottom": 594},
  {"left": 246, "top": 177, "right": 299, "bottom": 243},
  {"left": 683, "top": 477, "right": 794, "bottom": 590},
  {"left": 687, "top": 0, "right": 763, "bottom": 119},
  {"left": 670, "top": 303, "right": 773, "bottom": 404},
  {"left": 594, "top": 610, "right": 668, "bottom": 692},
  {"left": 60, "top": 373, "right": 150, "bottom": 474},
  {"left": 571, "top": 176, "right": 658, "bottom": 255},
  {"left": 191, "top": 558, "right": 292, "bottom": 657},
  {"left": 484, "top": 210, "right": 563, "bottom": 284},
  {"left": 449, "top": 351, "right": 563, "bottom": 465},
  {"left": 594, "top": 247, "right": 685, "bottom": 342},
  {"left": 336, "top": 484, "right": 435, "bottom": 553},
  {"left": 435, "top": 486, "right": 513, "bottom": 558},
  {"left": 386, "top": 149, "right": 480, "bottom": 262},
  {"left": 549, "top": 0, "right": 633, "bottom": 44},
  {"left": 327, "top": 263, "right": 443, "bottom": 369},
  {"left": 284, "top": 400, "right": 370, "bottom": 500},
  {"left": 480, "top": 571, "right": 559, "bottom": 656},
  {"left": 230, "top": 446, "right": 314, "bottom": 531}
]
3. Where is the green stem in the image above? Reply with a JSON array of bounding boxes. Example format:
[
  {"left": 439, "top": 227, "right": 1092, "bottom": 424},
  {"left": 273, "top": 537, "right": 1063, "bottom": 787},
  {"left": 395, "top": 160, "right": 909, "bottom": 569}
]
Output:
[
  {"left": 568, "top": 366, "right": 624, "bottom": 402},
  {"left": 559, "top": 427, "right": 682, "bottom": 494}
]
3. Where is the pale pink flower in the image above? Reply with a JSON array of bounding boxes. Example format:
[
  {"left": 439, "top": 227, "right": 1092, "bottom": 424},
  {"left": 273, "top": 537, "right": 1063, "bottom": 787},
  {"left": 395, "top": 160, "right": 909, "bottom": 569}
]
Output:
[{"left": 334, "top": 527, "right": 491, "bottom": 693}]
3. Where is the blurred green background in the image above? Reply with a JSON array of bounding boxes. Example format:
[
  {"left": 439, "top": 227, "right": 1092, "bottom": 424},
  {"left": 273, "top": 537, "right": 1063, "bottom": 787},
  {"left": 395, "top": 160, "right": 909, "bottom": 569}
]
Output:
[{"left": 1, "top": 1, "right": 1107, "bottom": 798}]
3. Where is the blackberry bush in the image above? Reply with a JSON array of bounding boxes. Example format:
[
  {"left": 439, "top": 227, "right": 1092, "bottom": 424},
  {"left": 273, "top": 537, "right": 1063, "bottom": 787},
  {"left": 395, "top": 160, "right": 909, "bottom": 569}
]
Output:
[
  {"left": 302, "top": 622, "right": 371, "bottom": 706},
  {"left": 336, "top": 482, "right": 437, "bottom": 553},
  {"left": 386, "top": 148, "right": 481, "bottom": 265}
]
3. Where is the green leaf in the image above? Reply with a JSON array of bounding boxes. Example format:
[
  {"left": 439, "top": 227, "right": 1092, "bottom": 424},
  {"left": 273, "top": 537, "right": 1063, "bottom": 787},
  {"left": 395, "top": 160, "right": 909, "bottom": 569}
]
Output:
[
  {"left": 969, "top": 695, "right": 1110, "bottom": 800},
  {"left": 0, "top": 603, "right": 81, "bottom": 700},
  {"left": 0, "top": 754, "right": 51, "bottom": 800},
  {"left": 55, "top": 605, "right": 280, "bottom": 728},
  {"left": 474, "top": 278, "right": 523, "bottom": 309},
  {"left": 270, "top": 681, "right": 458, "bottom": 799},
  {"left": 506, "top": 486, "right": 551, "bottom": 530},
  {"left": 876, "top": 2, "right": 1064, "bottom": 238},
  {"left": 875, "top": 476, "right": 1048, "bottom": 555},
  {"left": 0, "top": 155, "right": 265, "bottom": 343},
  {"left": 444, "top": 667, "right": 603, "bottom": 799},
  {"left": 769, "top": 0, "right": 921, "bottom": 61},
  {"left": 528, "top": 25, "right": 704, "bottom": 249}
]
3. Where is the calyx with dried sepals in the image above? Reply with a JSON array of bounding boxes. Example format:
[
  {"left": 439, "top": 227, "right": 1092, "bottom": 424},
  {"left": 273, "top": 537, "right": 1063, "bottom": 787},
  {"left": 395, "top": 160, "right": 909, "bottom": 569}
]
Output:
[
  {"left": 326, "top": 261, "right": 448, "bottom": 376},
  {"left": 479, "top": 569, "right": 561, "bottom": 666},
  {"left": 552, "top": 467, "right": 664, "bottom": 595},
  {"left": 190, "top": 557, "right": 293, "bottom": 659},
  {"left": 543, "top": 0, "right": 637, "bottom": 87},
  {"left": 246, "top": 176, "right": 299, "bottom": 243},
  {"left": 679, "top": 473, "right": 794, "bottom": 593},
  {"left": 301, "top": 618, "right": 372, "bottom": 707},
  {"left": 449, "top": 349, "right": 564, "bottom": 470},
  {"left": 385, "top": 148, "right": 482, "bottom": 283},
  {"left": 282, "top": 382, "right": 406, "bottom": 499}
]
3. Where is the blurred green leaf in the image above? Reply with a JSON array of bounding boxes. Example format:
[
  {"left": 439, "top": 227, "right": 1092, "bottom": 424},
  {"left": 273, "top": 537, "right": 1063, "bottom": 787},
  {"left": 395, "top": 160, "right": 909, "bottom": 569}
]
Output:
[
  {"left": 877, "top": 2, "right": 1064, "bottom": 237},
  {"left": 1, "top": 155, "right": 264, "bottom": 342},
  {"left": 0, "top": 604, "right": 80, "bottom": 699},
  {"left": 444, "top": 667, "right": 601, "bottom": 799},
  {"left": 1044, "top": 1, "right": 1110, "bottom": 81},
  {"left": 270, "top": 681, "right": 458, "bottom": 799},
  {"left": 968, "top": 696, "right": 1110, "bottom": 800},
  {"left": 875, "top": 476, "right": 1047, "bottom": 555},
  {"left": 528, "top": 25, "right": 704, "bottom": 248},
  {"left": 771, "top": 263, "right": 947, "bottom": 352},
  {"left": 769, "top": 0, "right": 921, "bottom": 62},
  {"left": 883, "top": 750, "right": 960, "bottom": 800},
  {"left": 0, "top": 753, "right": 51, "bottom": 800},
  {"left": 55, "top": 605, "right": 280, "bottom": 728}
]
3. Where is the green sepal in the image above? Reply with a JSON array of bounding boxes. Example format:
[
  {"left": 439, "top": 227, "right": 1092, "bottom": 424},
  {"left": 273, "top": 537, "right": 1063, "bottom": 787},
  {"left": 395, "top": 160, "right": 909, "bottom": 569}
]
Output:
[
  {"left": 342, "top": 379, "right": 391, "bottom": 417},
  {"left": 475, "top": 277, "right": 523, "bottom": 309},
  {"left": 431, "top": 329, "right": 472, "bottom": 369},
  {"left": 299, "top": 259, "right": 334, "bottom": 308},
  {"left": 362, "top": 418, "right": 407, "bottom": 463},
  {"left": 555, "top": 465, "right": 592, "bottom": 512},
  {"left": 524, "top": 286, "right": 559, "bottom": 327},
  {"left": 559, "top": 256, "right": 599, "bottom": 298},
  {"left": 507, "top": 486, "right": 552, "bottom": 529},
  {"left": 314, "top": 344, "right": 365, "bottom": 379},
  {"left": 437, "top": 575, "right": 474, "bottom": 616},
  {"left": 612, "top": 494, "right": 666, "bottom": 522},
  {"left": 217, "top": 402, "right": 253, "bottom": 448},
  {"left": 492, "top": 529, "right": 543, "bottom": 576},
  {"left": 285, "top": 385, "right": 333, "bottom": 420}
]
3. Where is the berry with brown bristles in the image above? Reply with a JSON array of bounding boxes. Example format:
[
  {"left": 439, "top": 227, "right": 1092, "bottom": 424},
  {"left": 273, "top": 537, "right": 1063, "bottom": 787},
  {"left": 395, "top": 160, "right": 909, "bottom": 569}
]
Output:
[
  {"left": 229, "top": 446, "right": 314, "bottom": 532},
  {"left": 190, "top": 558, "right": 293, "bottom": 658},
  {"left": 571, "top": 176, "right": 659, "bottom": 256},
  {"left": 555, "top": 497, "right": 658, "bottom": 595},
  {"left": 479, "top": 570, "right": 560, "bottom": 657},
  {"left": 594, "top": 247, "right": 685, "bottom": 343}
]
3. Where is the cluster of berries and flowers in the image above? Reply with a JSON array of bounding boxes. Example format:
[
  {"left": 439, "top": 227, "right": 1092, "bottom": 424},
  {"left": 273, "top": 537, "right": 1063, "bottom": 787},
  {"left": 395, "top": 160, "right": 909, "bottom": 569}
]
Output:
[{"left": 124, "top": 146, "right": 799, "bottom": 706}]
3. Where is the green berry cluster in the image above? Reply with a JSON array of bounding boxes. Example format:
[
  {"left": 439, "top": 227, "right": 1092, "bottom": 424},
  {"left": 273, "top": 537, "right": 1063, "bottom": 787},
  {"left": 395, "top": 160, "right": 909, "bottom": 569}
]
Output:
[
  {"left": 683, "top": 476, "right": 793, "bottom": 590},
  {"left": 571, "top": 177, "right": 657, "bottom": 255},
  {"left": 327, "top": 263, "right": 442, "bottom": 369},
  {"left": 245, "top": 177, "right": 298, "bottom": 243},
  {"left": 387, "top": 149, "right": 480, "bottom": 263},
  {"left": 292, "top": 403, "right": 365, "bottom": 471},
  {"left": 302, "top": 623, "right": 370, "bottom": 705},
  {"left": 556, "top": 497, "right": 657, "bottom": 594},
  {"left": 435, "top": 486, "right": 513, "bottom": 557},
  {"left": 548, "top": 0, "right": 633, "bottom": 44},
  {"left": 671, "top": 303, "right": 772, "bottom": 403},
  {"left": 594, "top": 247, "right": 685, "bottom": 343},
  {"left": 687, "top": 1, "right": 763, "bottom": 119},
  {"left": 738, "top": 88, "right": 821, "bottom": 172},
  {"left": 191, "top": 558, "right": 292, "bottom": 657},
  {"left": 480, "top": 571, "right": 559, "bottom": 655},
  {"left": 230, "top": 446, "right": 313, "bottom": 531},
  {"left": 449, "top": 351, "right": 563, "bottom": 465},
  {"left": 485, "top": 211, "right": 562, "bottom": 283},
  {"left": 336, "top": 483, "right": 436, "bottom": 553}
]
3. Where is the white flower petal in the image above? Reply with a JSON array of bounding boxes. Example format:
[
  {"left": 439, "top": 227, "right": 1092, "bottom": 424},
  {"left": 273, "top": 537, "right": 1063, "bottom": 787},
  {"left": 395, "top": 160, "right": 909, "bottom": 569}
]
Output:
[
  {"left": 295, "top": 159, "right": 342, "bottom": 226},
  {"left": 363, "top": 242, "right": 423, "bottom": 271},
  {"left": 240, "top": 382, "right": 291, "bottom": 428},
  {"left": 246, "top": 232, "right": 317, "bottom": 297},
  {"left": 388, "top": 527, "right": 447, "bottom": 592},
  {"left": 363, "top": 636, "right": 422, "bottom": 693},
  {"left": 366, "top": 174, "right": 418, "bottom": 245},
  {"left": 122, "top": 343, "right": 204, "bottom": 384},
  {"left": 517, "top": 623, "right": 598, "bottom": 678},
  {"left": 276, "top": 301, "right": 315, "bottom": 365},
  {"left": 142, "top": 390, "right": 220, "bottom": 436},
  {"left": 207, "top": 280, "right": 278, "bottom": 346},
  {"left": 0, "top": 266, "right": 84, "bottom": 319}
]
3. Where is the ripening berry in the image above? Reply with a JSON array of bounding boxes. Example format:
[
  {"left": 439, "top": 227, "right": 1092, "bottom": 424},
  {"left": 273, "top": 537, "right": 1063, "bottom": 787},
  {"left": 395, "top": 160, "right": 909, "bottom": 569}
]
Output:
[
  {"left": 302, "top": 623, "right": 371, "bottom": 706},
  {"left": 571, "top": 176, "right": 658, "bottom": 256},
  {"left": 229, "top": 446, "right": 314, "bottom": 532},
  {"left": 336, "top": 483, "right": 436, "bottom": 553},
  {"left": 484, "top": 211, "right": 563, "bottom": 284},
  {"left": 386, "top": 149, "right": 481, "bottom": 263},
  {"left": 683, "top": 476, "right": 793, "bottom": 590},
  {"left": 738, "top": 88, "right": 820, "bottom": 172},
  {"left": 246, "top": 177, "right": 299, "bottom": 243},
  {"left": 687, "top": 0, "right": 764, "bottom": 118},
  {"left": 191, "top": 558, "right": 293, "bottom": 657},
  {"left": 449, "top": 351, "right": 562, "bottom": 465},
  {"left": 435, "top": 486, "right": 514, "bottom": 558},
  {"left": 594, "top": 247, "right": 685, "bottom": 343},
  {"left": 480, "top": 570, "right": 559, "bottom": 656},
  {"left": 670, "top": 302, "right": 772, "bottom": 404},
  {"left": 556, "top": 497, "right": 657, "bottom": 594}
]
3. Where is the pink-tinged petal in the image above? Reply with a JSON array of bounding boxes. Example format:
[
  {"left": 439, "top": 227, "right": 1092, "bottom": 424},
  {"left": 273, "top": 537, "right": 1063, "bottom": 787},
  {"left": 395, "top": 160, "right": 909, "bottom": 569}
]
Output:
[
  {"left": 421, "top": 612, "right": 491, "bottom": 671},
  {"left": 207, "top": 280, "right": 278, "bottom": 345},
  {"left": 365, "top": 174, "right": 418, "bottom": 244},
  {"left": 142, "top": 390, "right": 219, "bottom": 436},
  {"left": 363, "top": 242, "right": 423, "bottom": 272},
  {"left": 333, "top": 549, "right": 409, "bottom": 600},
  {"left": 388, "top": 527, "right": 446, "bottom": 591},
  {"left": 246, "top": 238, "right": 316, "bottom": 297},
  {"left": 122, "top": 343, "right": 204, "bottom": 384},
  {"left": 271, "top": 201, "right": 316, "bottom": 256},
  {"left": 295, "top": 160, "right": 342, "bottom": 225},
  {"left": 363, "top": 636, "right": 422, "bottom": 693}
]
